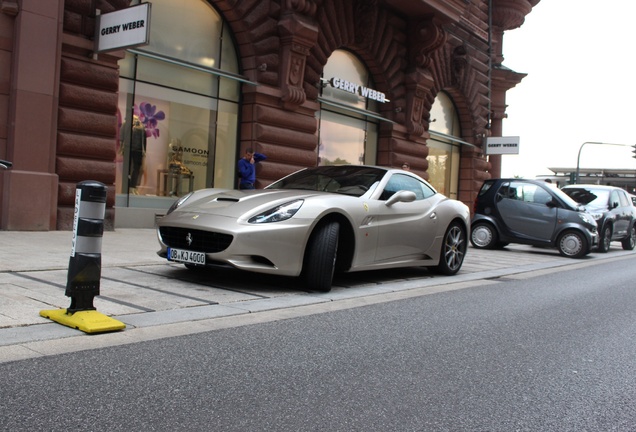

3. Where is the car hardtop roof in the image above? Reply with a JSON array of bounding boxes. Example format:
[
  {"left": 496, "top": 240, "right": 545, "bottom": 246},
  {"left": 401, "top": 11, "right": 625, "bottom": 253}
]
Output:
[
  {"left": 487, "top": 178, "right": 547, "bottom": 185},
  {"left": 562, "top": 184, "right": 622, "bottom": 190}
]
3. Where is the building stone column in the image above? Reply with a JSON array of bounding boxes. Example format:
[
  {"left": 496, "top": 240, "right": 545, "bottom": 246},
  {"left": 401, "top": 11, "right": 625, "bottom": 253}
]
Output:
[
  {"left": 278, "top": 0, "right": 319, "bottom": 110},
  {"left": 1, "top": 0, "right": 62, "bottom": 230}
]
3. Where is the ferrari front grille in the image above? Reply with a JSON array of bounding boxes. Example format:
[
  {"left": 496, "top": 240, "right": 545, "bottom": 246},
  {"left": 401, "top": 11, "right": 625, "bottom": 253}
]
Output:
[{"left": 159, "top": 227, "right": 233, "bottom": 253}]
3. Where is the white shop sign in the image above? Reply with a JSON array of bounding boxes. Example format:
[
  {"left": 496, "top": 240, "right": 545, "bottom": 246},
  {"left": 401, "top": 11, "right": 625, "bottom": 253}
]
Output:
[
  {"left": 95, "top": 3, "right": 151, "bottom": 53},
  {"left": 326, "top": 77, "right": 389, "bottom": 103},
  {"left": 485, "top": 136, "right": 520, "bottom": 155}
]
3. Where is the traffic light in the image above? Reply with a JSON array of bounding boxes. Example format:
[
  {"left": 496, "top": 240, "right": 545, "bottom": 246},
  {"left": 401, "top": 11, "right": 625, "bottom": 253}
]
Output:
[{"left": 632, "top": 144, "right": 636, "bottom": 159}]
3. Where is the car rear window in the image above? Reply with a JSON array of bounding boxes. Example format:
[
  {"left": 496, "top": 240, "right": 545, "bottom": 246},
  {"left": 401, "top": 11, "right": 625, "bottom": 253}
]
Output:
[
  {"left": 562, "top": 187, "right": 609, "bottom": 207},
  {"left": 478, "top": 181, "right": 495, "bottom": 196}
]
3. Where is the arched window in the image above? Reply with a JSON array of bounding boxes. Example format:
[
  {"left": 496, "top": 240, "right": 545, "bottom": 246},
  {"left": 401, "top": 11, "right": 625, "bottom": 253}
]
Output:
[
  {"left": 428, "top": 92, "right": 461, "bottom": 198},
  {"left": 116, "top": 0, "right": 241, "bottom": 207},
  {"left": 317, "top": 50, "right": 381, "bottom": 166}
]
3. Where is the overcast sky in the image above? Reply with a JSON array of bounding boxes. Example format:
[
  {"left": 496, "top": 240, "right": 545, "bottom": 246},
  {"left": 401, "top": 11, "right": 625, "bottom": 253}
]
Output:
[{"left": 499, "top": 0, "right": 636, "bottom": 178}]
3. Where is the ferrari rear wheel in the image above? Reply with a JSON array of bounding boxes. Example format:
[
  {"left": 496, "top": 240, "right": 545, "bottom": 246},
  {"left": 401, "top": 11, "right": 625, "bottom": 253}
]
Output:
[
  {"left": 304, "top": 221, "right": 339, "bottom": 292},
  {"left": 436, "top": 221, "right": 467, "bottom": 275}
]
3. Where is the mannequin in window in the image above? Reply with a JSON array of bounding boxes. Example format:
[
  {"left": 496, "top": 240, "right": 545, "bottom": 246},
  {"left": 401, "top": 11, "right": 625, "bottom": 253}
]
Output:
[
  {"left": 121, "top": 115, "right": 147, "bottom": 194},
  {"left": 167, "top": 139, "right": 192, "bottom": 196}
]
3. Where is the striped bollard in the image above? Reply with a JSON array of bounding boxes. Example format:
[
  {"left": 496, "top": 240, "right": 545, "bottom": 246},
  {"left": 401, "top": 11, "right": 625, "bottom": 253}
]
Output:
[
  {"left": 65, "top": 181, "right": 107, "bottom": 312},
  {"left": 40, "top": 181, "right": 125, "bottom": 333}
]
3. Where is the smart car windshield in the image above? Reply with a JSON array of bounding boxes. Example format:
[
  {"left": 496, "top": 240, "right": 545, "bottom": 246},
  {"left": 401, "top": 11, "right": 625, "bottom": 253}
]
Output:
[{"left": 267, "top": 166, "right": 386, "bottom": 197}]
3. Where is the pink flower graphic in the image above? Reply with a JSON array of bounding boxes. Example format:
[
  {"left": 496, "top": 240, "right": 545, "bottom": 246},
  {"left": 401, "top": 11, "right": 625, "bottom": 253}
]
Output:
[{"left": 134, "top": 102, "right": 165, "bottom": 139}]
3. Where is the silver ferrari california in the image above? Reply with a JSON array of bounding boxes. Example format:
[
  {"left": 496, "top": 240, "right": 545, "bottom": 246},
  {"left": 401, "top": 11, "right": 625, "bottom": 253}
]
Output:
[{"left": 157, "top": 165, "right": 470, "bottom": 292}]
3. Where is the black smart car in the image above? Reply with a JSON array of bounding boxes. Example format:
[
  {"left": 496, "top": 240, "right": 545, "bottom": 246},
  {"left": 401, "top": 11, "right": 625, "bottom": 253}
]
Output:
[
  {"left": 561, "top": 184, "right": 636, "bottom": 252},
  {"left": 471, "top": 179, "right": 598, "bottom": 258}
]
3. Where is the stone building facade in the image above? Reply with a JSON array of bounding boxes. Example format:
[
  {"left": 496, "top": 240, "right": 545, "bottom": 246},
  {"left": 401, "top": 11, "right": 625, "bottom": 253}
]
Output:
[{"left": 0, "top": 0, "right": 538, "bottom": 230}]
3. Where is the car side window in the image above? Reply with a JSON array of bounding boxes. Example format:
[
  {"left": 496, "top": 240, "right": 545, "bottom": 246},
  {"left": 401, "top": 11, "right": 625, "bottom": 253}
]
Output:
[
  {"left": 498, "top": 182, "right": 518, "bottom": 200},
  {"left": 502, "top": 182, "right": 551, "bottom": 205},
  {"left": 610, "top": 191, "right": 621, "bottom": 209},
  {"left": 379, "top": 174, "right": 434, "bottom": 201},
  {"left": 527, "top": 185, "right": 553, "bottom": 205},
  {"left": 618, "top": 190, "right": 630, "bottom": 207}
]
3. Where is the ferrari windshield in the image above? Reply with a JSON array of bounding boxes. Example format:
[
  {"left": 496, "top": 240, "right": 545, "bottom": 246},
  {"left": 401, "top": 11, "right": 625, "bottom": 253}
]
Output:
[{"left": 267, "top": 166, "right": 386, "bottom": 197}]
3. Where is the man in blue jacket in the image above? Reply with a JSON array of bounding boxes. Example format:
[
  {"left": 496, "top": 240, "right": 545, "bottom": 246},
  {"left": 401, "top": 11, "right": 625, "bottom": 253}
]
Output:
[{"left": 237, "top": 148, "right": 266, "bottom": 189}]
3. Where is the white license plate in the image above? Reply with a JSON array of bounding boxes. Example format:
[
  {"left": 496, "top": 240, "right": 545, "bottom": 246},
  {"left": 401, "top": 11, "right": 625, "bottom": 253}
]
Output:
[{"left": 168, "top": 248, "right": 206, "bottom": 265}]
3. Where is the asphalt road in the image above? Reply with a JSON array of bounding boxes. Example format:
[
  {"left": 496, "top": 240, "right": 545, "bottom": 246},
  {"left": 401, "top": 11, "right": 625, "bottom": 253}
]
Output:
[{"left": 1, "top": 258, "right": 636, "bottom": 431}]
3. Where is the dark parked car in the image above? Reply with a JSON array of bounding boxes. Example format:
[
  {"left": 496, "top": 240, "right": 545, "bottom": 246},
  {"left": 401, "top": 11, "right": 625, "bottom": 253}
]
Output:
[
  {"left": 561, "top": 184, "right": 636, "bottom": 252},
  {"left": 471, "top": 179, "right": 598, "bottom": 258}
]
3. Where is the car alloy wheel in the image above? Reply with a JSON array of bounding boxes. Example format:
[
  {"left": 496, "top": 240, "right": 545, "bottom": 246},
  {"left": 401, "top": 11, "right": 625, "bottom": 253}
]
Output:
[
  {"left": 598, "top": 225, "right": 611, "bottom": 253},
  {"left": 303, "top": 221, "right": 339, "bottom": 292},
  {"left": 621, "top": 225, "right": 636, "bottom": 251},
  {"left": 436, "top": 222, "right": 466, "bottom": 275}
]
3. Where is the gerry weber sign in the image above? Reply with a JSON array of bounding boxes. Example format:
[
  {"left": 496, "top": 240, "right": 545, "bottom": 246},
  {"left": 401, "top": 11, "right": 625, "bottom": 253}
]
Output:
[
  {"left": 485, "top": 136, "right": 520, "bottom": 155},
  {"left": 95, "top": 3, "right": 151, "bottom": 53},
  {"left": 326, "top": 77, "right": 388, "bottom": 103}
]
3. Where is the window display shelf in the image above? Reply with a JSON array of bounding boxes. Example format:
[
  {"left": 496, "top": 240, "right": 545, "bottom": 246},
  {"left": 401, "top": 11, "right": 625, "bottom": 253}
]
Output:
[{"left": 157, "top": 169, "right": 194, "bottom": 197}]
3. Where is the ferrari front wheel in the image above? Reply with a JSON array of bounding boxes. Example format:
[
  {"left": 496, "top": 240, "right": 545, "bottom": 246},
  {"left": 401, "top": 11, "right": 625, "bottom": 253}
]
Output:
[
  {"left": 303, "top": 221, "right": 339, "bottom": 292},
  {"left": 436, "top": 221, "right": 467, "bottom": 275}
]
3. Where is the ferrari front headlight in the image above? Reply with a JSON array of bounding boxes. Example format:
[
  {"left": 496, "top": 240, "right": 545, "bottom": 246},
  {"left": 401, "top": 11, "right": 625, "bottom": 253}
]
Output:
[
  {"left": 166, "top": 192, "right": 194, "bottom": 215},
  {"left": 248, "top": 199, "right": 304, "bottom": 223}
]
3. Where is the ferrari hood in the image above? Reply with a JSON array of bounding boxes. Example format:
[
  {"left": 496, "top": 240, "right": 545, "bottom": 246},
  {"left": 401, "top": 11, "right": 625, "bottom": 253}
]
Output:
[{"left": 173, "top": 188, "right": 326, "bottom": 218}]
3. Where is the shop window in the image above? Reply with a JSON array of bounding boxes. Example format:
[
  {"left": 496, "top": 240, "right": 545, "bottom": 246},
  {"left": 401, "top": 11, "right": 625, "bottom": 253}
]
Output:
[
  {"left": 428, "top": 92, "right": 461, "bottom": 198},
  {"left": 117, "top": 0, "right": 240, "bottom": 210},
  {"left": 318, "top": 50, "right": 381, "bottom": 166}
]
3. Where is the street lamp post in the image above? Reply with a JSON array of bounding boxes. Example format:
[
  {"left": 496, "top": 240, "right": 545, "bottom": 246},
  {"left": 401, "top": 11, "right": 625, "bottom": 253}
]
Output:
[{"left": 575, "top": 141, "right": 631, "bottom": 184}]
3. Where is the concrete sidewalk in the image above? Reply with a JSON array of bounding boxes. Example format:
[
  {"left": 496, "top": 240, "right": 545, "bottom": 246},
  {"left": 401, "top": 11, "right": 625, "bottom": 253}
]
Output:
[
  {"left": 0, "top": 229, "right": 162, "bottom": 272},
  {"left": 1, "top": 228, "right": 634, "bottom": 364}
]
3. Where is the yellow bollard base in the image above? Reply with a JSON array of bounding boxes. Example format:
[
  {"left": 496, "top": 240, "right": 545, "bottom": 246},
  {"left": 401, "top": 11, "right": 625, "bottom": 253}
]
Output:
[{"left": 40, "top": 309, "right": 126, "bottom": 334}]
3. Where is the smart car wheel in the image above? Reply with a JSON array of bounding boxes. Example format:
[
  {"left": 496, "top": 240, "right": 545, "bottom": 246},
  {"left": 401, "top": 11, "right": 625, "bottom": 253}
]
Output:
[
  {"left": 303, "top": 221, "right": 339, "bottom": 292},
  {"left": 436, "top": 221, "right": 466, "bottom": 275},
  {"left": 557, "top": 230, "right": 588, "bottom": 258},
  {"left": 470, "top": 222, "right": 498, "bottom": 249},
  {"left": 597, "top": 224, "right": 611, "bottom": 253},
  {"left": 621, "top": 225, "right": 636, "bottom": 250}
]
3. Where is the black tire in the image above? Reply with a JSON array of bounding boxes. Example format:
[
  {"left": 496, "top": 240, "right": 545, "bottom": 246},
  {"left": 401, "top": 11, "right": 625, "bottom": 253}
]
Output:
[
  {"left": 557, "top": 230, "right": 588, "bottom": 258},
  {"left": 303, "top": 221, "right": 339, "bottom": 292},
  {"left": 436, "top": 221, "right": 467, "bottom": 275},
  {"left": 470, "top": 222, "right": 498, "bottom": 249},
  {"left": 597, "top": 224, "right": 611, "bottom": 253},
  {"left": 621, "top": 225, "right": 636, "bottom": 250}
]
